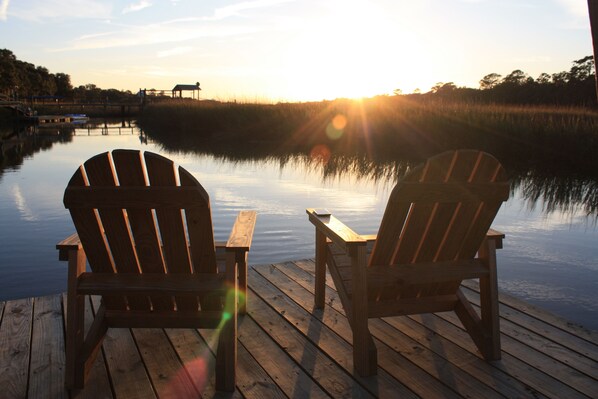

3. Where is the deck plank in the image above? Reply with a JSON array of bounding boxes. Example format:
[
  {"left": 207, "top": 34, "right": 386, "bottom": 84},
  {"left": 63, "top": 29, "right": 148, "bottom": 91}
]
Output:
[
  {"left": 197, "top": 328, "right": 288, "bottom": 399},
  {"left": 1, "top": 259, "right": 598, "bottom": 398},
  {"left": 454, "top": 290, "right": 598, "bottom": 398},
  {"left": 28, "top": 295, "right": 67, "bottom": 399},
  {"left": 239, "top": 313, "right": 330, "bottom": 398},
  {"left": 90, "top": 296, "right": 156, "bottom": 399},
  {"left": 293, "top": 258, "right": 596, "bottom": 399},
  {"left": 251, "top": 265, "right": 439, "bottom": 398},
  {"left": 268, "top": 261, "right": 509, "bottom": 399},
  {"left": 461, "top": 283, "right": 598, "bottom": 361},
  {"left": 164, "top": 328, "right": 232, "bottom": 398},
  {"left": 66, "top": 294, "right": 114, "bottom": 399},
  {"left": 0, "top": 297, "right": 33, "bottom": 399},
  {"left": 132, "top": 328, "right": 200, "bottom": 398},
  {"left": 461, "top": 279, "right": 598, "bottom": 342},
  {"left": 285, "top": 260, "right": 538, "bottom": 398},
  {"left": 412, "top": 312, "right": 588, "bottom": 399}
]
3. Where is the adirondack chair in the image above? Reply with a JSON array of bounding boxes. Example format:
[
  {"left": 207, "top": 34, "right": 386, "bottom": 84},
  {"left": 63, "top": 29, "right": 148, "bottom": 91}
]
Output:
[
  {"left": 56, "top": 150, "right": 256, "bottom": 391},
  {"left": 307, "top": 150, "right": 509, "bottom": 376}
]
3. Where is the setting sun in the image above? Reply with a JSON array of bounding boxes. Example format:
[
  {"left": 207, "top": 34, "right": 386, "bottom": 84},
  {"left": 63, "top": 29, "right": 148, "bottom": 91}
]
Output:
[
  {"left": 272, "top": 1, "right": 460, "bottom": 101},
  {"left": 279, "top": 1, "right": 430, "bottom": 100}
]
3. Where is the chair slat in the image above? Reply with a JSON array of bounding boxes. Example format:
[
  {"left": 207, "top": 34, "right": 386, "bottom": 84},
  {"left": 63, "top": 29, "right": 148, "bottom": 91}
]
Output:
[
  {"left": 179, "top": 166, "right": 216, "bottom": 274},
  {"left": 179, "top": 166, "right": 218, "bottom": 311},
  {"left": 458, "top": 153, "right": 507, "bottom": 259},
  {"left": 416, "top": 151, "right": 481, "bottom": 297},
  {"left": 84, "top": 152, "right": 149, "bottom": 310},
  {"left": 66, "top": 165, "right": 126, "bottom": 310},
  {"left": 434, "top": 151, "right": 487, "bottom": 263},
  {"left": 144, "top": 152, "right": 198, "bottom": 311},
  {"left": 112, "top": 150, "right": 173, "bottom": 311},
  {"left": 392, "top": 152, "right": 452, "bottom": 266},
  {"left": 368, "top": 164, "right": 422, "bottom": 267}
]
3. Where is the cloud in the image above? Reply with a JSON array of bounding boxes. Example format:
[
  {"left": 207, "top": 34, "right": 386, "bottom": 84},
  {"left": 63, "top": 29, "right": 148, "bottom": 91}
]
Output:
[
  {"left": 0, "top": 0, "right": 9, "bottom": 21},
  {"left": 122, "top": 0, "right": 151, "bottom": 14},
  {"left": 48, "top": 0, "right": 295, "bottom": 52},
  {"left": 52, "top": 16, "right": 267, "bottom": 51},
  {"left": 555, "top": 0, "right": 587, "bottom": 19},
  {"left": 208, "top": 0, "right": 294, "bottom": 20},
  {"left": 8, "top": 0, "right": 111, "bottom": 22},
  {"left": 157, "top": 46, "right": 193, "bottom": 57}
]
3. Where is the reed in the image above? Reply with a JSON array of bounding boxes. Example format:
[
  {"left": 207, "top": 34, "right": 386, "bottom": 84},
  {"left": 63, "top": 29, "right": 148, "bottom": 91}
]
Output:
[{"left": 139, "top": 97, "right": 598, "bottom": 166}]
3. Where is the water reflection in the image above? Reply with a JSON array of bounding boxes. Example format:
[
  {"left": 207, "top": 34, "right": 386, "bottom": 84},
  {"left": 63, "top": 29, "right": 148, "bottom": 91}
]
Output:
[
  {"left": 0, "top": 123, "right": 73, "bottom": 181},
  {"left": 3, "top": 119, "right": 598, "bottom": 219},
  {"left": 140, "top": 130, "right": 598, "bottom": 220}
]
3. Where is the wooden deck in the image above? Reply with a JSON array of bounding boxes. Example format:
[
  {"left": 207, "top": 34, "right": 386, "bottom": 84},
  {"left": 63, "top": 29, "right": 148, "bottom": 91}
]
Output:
[{"left": 1, "top": 260, "right": 597, "bottom": 398}]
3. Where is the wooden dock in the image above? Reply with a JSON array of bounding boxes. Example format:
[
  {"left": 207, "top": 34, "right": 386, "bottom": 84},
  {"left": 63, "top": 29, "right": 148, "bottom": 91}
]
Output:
[
  {"left": 1, "top": 260, "right": 597, "bottom": 398},
  {"left": 28, "top": 115, "right": 74, "bottom": 124}
]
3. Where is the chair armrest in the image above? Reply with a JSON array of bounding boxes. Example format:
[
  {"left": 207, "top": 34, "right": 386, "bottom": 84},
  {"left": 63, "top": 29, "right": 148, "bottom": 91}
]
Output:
[
  {"left": 225, "top": 210, "right": 257, "bottom": 252},
  {"left": 306, "top": 208, "right": 366, "bottom": 252},
  {"left": 486, "top": 228, "right": 505, "bottom": 249},
  {"left": 57, "top": 233, "right": 82, "bottom": 261}
]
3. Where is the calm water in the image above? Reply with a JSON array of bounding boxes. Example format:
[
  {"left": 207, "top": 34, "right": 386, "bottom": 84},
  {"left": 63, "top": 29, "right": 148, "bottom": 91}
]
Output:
[{"left": 1, "top": 121, "right": 597, "bottom": 331}]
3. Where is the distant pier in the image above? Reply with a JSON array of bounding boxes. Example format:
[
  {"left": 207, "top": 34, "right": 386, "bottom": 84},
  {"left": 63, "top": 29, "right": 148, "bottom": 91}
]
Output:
[{"left": 28, "top": 115, "right": 74, "bottom": 124}]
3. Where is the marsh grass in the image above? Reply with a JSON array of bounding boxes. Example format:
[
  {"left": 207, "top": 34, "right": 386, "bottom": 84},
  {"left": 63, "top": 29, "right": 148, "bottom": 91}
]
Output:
[{"left": 139, "top": 97, "right": 598, "bottom": 163}]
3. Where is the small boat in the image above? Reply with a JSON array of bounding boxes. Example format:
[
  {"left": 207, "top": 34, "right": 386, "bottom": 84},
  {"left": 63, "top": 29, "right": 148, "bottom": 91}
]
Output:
[
  {"left": 64, "top": 114, "right": 89, "bottom": 124},
  {"left": 65, "top": 113, "right": 88, "bottom": 120}
]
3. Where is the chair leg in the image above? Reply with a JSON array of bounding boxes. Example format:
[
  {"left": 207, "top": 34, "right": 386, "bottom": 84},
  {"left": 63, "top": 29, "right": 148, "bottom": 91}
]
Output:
[
  {"left": 314, "top": 230, "right": 327, "bottom": 309},
  {"left": 65, "top": 293, "right": 85, "bottom": 389},
  {"left": 353, "top": 328, "right": 378, "bottom": 377},
  {"left": 237, "top": 251, "right": 248, "bottom": 315},
  {"left": 479, "top": 238, "right": 501, "bottom": 360},
  {"left": 64, "top": 248, "right": 86, "bottom": 389},
  {"left": 351, "top": 245, "right": 377, "bottom": 376},
  {"left": 216, "top": 252, "right": 237, "bottom": 392},
  {"left": 215, "top": 319, "right": 236, "bottom": 391}
]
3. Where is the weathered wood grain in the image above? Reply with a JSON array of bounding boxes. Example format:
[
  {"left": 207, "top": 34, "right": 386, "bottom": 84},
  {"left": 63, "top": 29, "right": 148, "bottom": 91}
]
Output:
[
  {"left": 0, "top": 297, "right": 33, "bottom": 399},
  {"left": 1, "top": 259, "right": 597, "bottom": 399},
  {"left": 28, "top": 295, "right": 67, "bottom": 399}
]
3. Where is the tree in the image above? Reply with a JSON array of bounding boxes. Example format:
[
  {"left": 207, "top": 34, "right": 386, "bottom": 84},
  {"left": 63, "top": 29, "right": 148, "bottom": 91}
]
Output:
[
  {"left": 431, "top": 82, "right": 456, "bottom": 93},
  {"left": 502, "top": 69, "right": 533, "bottom": 85},
  {"left": 536, "top": 73, "right": 551, "bottom": 84},
  {"left": 569, "top": 55, "right": 595, "bottom": 81},
  {"left": 551, "top": 71, "right": 569, "bottom": 85},
  {"left": 0, "top": 49, "right": 19, "bottom": 96},
  {"left": 479, "top": 73, "right": 502, "bottom": 90},
  {"left": 54, "top": 73, "right": 72, "bottom": 97}
]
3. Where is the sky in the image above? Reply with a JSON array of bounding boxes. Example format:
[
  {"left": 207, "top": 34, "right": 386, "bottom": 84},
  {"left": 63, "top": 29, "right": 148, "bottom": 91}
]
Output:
[{"left": 0, "top": 0, "right": 594, "bottom": 102}]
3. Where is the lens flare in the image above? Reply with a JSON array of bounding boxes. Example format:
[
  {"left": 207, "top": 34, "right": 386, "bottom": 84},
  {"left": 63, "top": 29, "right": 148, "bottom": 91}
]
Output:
[
  {"left": 326, "top": 113, "right": 347, "bottom": 140},
  {"left": 332, "top": 114, "right": 347, "bottom": 130}
]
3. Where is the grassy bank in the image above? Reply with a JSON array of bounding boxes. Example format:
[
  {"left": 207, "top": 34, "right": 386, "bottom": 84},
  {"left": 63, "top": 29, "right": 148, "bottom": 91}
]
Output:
[{"left": 138, "top": 97, "right": 598, "bottom": 174}]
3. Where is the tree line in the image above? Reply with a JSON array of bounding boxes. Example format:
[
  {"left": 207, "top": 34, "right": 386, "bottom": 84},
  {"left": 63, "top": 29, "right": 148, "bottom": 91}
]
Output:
[
  {"left": 1, "top": 48, "right": 596, "bottom": 106},
  {"left": 411, "top": 56, "right": 596, "bottom": 106},
  {"left": 0, "top": 49, "right": 138, "bottom": 103}
]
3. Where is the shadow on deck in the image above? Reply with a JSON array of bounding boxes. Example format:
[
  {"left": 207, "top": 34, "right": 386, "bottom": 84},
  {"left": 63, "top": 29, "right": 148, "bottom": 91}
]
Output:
[{"left": 1, "top": 260, "right": 597, "bottom": 398}]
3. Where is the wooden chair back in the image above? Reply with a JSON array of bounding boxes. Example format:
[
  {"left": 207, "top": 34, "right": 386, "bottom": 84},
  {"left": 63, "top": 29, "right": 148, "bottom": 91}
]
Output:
[
  {"left": 369, "top": 150, "right": 509, "bottom": 299},
  {"left": 63, "top": 149, "right": 217, "bottom": 312}
]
